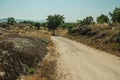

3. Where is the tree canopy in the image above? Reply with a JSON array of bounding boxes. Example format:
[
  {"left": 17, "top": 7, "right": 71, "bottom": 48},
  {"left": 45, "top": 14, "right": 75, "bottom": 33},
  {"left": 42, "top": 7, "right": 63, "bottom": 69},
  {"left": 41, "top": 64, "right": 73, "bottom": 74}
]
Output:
[
  {"left": 77, "top": 16, "right": 94, "bottom": 25},
  {"left": 83, "top": 16, "right": 94, "bottom": 25},
  {"left": 20, "top": 20, "right": 41, "bottom": 29},
  {"left": 46, "top": 14, "right": 65, "bottom": 35},
  {"left": 97, "top": 14, "right": 109, "bottom": 23},
  {"left": 34, "top": 22, "right": 40, "bottom": 30},
  {"left": 7, "top": 17, "right": 16, "bottom": 25},
  {"left": 109, "top": 7, "right": 120, "bottom": 23}
]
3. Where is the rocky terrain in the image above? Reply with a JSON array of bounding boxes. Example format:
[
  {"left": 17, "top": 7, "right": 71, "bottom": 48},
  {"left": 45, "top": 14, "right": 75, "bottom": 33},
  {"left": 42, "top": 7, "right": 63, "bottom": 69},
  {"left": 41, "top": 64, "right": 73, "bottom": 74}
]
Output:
[
  {"left": 0, "top": 28, "right": 48, "bottom": 80},
  {"left": 65, "top": 24, "right": 120, "bottom": 56}
]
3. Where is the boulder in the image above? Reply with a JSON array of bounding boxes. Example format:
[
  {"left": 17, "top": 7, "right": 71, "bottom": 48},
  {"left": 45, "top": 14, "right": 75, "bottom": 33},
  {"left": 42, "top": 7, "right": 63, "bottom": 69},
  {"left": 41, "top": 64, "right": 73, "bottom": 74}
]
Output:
[{"left": 0, "top": 28, "right": 48, "bottom": 80}]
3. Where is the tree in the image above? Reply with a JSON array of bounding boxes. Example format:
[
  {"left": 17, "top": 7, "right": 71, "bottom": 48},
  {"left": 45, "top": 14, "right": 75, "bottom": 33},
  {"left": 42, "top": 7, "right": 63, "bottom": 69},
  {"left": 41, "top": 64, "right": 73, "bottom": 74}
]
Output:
[
  {"left": 77, "top": 20, "right": 83, "bottom": 25},
  {"left": 20, "top": 20, "right": 34, "bottom": 25},
  {"left": 46, "top": 14, "right": 65, "bottom": 35},
  {"left": 34, "top": 22, "right": 40, "bottom": 30},
  {"left": 97, "top": 14, "right": 109, "bottom": 23},
  {"left": 41, "top": 22, "right": 47, "bottom": 30},
  {"left": 109, "top": 7, "right": 120, "bottom": 23},
  {"left": 20, "top": 20, "right": 40, "bottom": 29},
  {"left": 83, "top": 16, "right": 94, "bottom": 25},
  {"left": 77, "top": 16, "right": 94, "bottom": 25},
  {"left": 61, "top": 22, "right": 75, "bottom": 30},
  {"left": 7, "top": 17, "right": 16, "bottom": 25}
]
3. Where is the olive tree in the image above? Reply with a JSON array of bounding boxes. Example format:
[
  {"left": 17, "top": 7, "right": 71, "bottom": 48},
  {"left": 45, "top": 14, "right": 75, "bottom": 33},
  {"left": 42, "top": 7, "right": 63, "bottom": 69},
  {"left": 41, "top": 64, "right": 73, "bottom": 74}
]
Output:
[{"left": 46, "top": 14, "right": 65, "bottom": 35}]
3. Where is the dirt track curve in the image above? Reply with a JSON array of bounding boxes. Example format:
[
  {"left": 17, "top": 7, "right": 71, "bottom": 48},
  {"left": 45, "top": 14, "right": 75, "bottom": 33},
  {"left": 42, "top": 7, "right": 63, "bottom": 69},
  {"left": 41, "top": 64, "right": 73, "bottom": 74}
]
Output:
[{"left": 51, "top": 36, "right": 120, "bottom": 80}]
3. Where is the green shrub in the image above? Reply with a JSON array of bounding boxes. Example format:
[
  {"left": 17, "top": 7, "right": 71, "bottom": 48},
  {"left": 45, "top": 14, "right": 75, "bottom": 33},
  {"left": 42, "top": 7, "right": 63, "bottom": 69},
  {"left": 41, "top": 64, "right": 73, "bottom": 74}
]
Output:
[{"left": 28, "top": 67, "right": 36, "bottom": 74}]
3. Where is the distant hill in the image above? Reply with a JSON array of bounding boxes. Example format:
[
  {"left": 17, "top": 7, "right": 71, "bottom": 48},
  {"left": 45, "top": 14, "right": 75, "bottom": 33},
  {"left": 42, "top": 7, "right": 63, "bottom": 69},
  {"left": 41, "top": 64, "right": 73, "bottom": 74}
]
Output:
[{"left": 0, "top": 18, "right": 46, "bottom": 23}]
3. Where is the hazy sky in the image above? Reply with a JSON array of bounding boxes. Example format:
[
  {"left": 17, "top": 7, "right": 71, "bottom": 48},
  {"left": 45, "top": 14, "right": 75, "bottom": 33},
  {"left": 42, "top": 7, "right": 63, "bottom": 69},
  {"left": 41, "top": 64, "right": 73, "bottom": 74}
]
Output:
[{"left": 0, "top": 0, "right": 120, "bottom": 22}]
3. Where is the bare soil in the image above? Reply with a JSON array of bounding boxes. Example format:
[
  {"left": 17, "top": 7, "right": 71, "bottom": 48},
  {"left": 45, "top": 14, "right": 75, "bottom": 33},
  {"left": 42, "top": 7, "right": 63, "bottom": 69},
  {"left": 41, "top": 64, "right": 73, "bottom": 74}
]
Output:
[{"left": 52, "top": 36, "right": 120, "bottom": 80}]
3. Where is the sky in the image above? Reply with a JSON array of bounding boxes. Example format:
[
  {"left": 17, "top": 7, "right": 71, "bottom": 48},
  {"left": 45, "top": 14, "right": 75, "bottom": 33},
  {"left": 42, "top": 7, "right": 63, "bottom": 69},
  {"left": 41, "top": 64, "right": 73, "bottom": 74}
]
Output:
[{"left": 0, "top": 0, "right": 120, "bottom": 22}]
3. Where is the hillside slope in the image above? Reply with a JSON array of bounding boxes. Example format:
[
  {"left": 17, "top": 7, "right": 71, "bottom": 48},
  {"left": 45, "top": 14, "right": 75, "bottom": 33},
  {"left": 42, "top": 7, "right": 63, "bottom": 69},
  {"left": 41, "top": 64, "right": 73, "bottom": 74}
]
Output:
[{"left": 65, "top": 24, "right": 120, "bottom": 56}]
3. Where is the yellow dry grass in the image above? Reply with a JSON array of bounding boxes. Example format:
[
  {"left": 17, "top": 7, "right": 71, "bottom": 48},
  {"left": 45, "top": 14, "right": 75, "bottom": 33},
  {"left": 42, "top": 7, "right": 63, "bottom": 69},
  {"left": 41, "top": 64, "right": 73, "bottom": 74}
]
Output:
[
  {"left": 0, "top": 33, "right": 9, "bottom": 38},
  {"left": 55, "top": 29, "right": 67, "bottom": 36},
  {"left": 22, "top": 30, "right": 51, "bottom": 40},
  {"left": 9, "top": 26, "right": 51, "bottom": 41},
  {"left": 0, "top": 28, "right": 11, "bottom": 38},
  {"left": 8, "top": 27, "right": 58, "bottom": 80},
  {"left": 9, "top": 27, "right": 53, "bottom": 46},
  {"left": 22, "top": 46, "right": 59, "bottom": 80}
]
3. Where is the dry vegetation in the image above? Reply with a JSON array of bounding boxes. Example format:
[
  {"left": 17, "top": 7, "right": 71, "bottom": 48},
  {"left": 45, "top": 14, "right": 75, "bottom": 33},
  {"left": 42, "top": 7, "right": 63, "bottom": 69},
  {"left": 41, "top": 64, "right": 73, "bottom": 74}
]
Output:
[
  {"left": 0, "top": 23, "right": 58, "bottom": 80},
  {"left": 21, "top": 47, "right": 59, "bottom": 80},
  {"left": 64, "top": 24, "right": 120, "bottom": 56},
  {"left": 11, "top": 26, "right": 59, "bottom": 80},
  {"left": 13, "top": 26, "right": 59, "bottom": 80},
  {"left": 55, "top": 29, "right": 68, "bottom": 36},
  {"left": 0, "top": 28, "right": 49, "bottom": 80}
]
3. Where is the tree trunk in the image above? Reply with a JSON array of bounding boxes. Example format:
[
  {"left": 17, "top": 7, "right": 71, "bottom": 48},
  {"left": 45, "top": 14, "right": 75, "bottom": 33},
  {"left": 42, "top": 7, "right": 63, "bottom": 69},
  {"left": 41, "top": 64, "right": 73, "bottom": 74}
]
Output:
[{"left": 52, "top": 30, "right": 55, "bottom": 35}]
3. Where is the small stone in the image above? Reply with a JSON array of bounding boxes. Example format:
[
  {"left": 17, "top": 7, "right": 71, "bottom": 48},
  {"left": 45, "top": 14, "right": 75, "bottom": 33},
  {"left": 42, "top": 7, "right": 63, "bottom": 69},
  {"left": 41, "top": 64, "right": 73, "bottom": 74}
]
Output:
[{"left": 0, "top": 71, "right": 5, "bottom": 77}]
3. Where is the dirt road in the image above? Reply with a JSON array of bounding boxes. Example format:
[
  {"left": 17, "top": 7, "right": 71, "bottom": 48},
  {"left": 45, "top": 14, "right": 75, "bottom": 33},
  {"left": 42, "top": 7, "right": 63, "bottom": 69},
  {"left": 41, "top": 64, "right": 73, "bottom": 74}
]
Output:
[{"left": 51, "top": 36, "right": 120, "bottom": 80}]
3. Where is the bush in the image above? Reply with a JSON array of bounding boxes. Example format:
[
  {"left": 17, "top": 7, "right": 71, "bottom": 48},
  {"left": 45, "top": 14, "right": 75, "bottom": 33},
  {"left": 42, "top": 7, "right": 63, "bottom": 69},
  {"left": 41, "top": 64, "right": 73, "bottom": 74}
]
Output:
[
  {"left": 80, "top": 25, "right": 91, "bottom": 35},
  {"left": 111, "top": 30, "right": 120, "bottom": 43},
  {"left": 87, "top": 30, "right": 98, "bottom": 37},
  {"left": 69, "top": 28, "right": 78, "bottom": 34},
  {"left": 28, "top": 68, "right": 36, "bottom": 74},
  {"left": 69, "top": 25, "right": 91, "bottom": 36}
]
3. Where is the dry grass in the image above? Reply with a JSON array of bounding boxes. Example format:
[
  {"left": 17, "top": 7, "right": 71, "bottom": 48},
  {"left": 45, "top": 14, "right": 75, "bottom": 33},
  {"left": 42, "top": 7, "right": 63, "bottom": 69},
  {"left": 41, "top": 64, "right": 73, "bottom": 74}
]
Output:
[
  {"left": 0, "top": 24, "right": 59, "bottom": 80},
  {"left": 64, "top": 32, "right": 120, "bottom": 56},
  {"left": 9, "top": 27, "right": 54, "bottom": 47},
  {"left": 18, "top": 30, "right": 58, "bottom": 80},
  {"left": 8, "top": 26, "right": 58, "bottom": 80},
  {"left": 21, "top": 30, "right": 51, "bottom": 40},
  {"left": 21, "top": 46, "right": 59, "bottom": 80},
  {"left": 63, "top": 23, "right": 120, "bottom": 56},
  {"left": 55, "top": 29, "right": 67, "bottom": 36},
  {"left": 0, "top": 28, "right": 10, "bottom": 38},
  {"left": 9, "top": 26, "right": 51, "bottom": 41},
  {"left": 14, "top": 27, "right": 59, "bottom": 80},
  {"left": 0, "top": 33, "right": 10, "bottom": 38}
]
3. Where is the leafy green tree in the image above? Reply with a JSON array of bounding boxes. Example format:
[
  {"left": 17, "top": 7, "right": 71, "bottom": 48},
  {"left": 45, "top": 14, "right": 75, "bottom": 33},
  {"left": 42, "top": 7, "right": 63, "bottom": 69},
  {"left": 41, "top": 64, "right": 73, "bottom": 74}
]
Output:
[
  {"left": 7, "top": 17, "right": 16, "bottom": 25},
  {"left": 97, "top": 14, "right": 109, "bottom": 23},
  {"left": 34, "top": 22, "right": 40, "bottom": 30},
  {"left": 109, "top": 7, "right": 120, "bottom": 23},
  {"left": 77, "top": 20, "right": 83, "bottom": 25},
  {"left": 20, "top": 20, "right": 28, "bottom": 23},
  {"left": 46, "top": 14, "right": 65, "bottom": 35},
  {"left": 62, "top": 22, "right": 75, "bottom": 30},
  {"left": 83, "top": 16, "right": 94, "bottom": 25},
  {"left": 20, "top": 20, "right": 34, "bottom": 25},
  {"left": 20, "top": 20, "right": 41, "bottom": 29},
  {"left": 41, "top": 22, "right": 47, "bottom": 30},
  {"left": 77, "top": 16, "right": 94, "bottom": 25}
]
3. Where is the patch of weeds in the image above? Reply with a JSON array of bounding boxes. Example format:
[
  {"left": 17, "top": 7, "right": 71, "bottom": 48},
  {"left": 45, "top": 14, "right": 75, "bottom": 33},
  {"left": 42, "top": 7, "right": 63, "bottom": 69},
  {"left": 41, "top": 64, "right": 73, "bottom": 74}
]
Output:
[
  {"left": 28, "top": 67, "right": 36, "bottom": 74},
  {"left": 21, "top": 47, "right": 58, "bottom": 80}
]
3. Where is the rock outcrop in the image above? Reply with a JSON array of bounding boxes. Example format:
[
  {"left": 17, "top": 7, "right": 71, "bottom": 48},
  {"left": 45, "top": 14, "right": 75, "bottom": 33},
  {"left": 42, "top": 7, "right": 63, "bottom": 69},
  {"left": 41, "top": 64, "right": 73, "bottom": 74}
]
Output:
[{"left": 0, "top": 28, "right": 48, "bottom": 80}]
